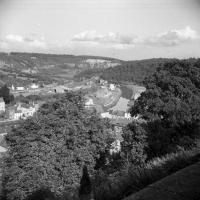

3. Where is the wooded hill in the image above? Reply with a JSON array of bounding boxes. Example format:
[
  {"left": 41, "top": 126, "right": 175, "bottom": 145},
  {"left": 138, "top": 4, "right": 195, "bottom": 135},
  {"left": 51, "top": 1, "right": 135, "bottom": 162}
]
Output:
[
  {"left": 0, "top": 52, "right": 122, "bottom": 86},
  {"left": 75, "top": 58, "right": 174, "bottom": 84}
]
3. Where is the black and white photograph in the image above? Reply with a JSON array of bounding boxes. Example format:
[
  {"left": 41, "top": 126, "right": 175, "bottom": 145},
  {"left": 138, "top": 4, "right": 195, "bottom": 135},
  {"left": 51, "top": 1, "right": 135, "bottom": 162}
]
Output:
[{"left": 0, "top": 0, "right": 200, "bottom": 199}]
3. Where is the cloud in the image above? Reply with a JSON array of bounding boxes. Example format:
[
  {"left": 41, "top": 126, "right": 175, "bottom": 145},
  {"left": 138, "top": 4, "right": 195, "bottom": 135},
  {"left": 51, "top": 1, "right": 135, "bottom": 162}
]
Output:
[
  {"left": 6, "top": 34, "right": 24, "bottom": 42},
  {"left": 144, "top": 26, "right": 199, "bottom": 46},
  {"left": 72, "top": 30, "right": 137, "bottom": 45},
  {"left": 1, "top": 26, "right": 199, "bottom": 54},
  {"left": 71, "top": 27, "right": 199, "bottom": 49},
  {"left": 3, "top": 34, "right": 46, "bottom": 49}
]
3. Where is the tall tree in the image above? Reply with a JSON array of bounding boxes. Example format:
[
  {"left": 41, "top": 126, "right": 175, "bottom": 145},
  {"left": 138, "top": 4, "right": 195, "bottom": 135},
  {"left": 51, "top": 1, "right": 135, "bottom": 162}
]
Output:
[
  {"left": 121, "top": 122, "right": 147, "bottom": 166},
  {"left": 0, "top": 84, "right": 14, "bottom": 104},
  {"left": 3, "top": 91, "right": 112, "bottom": 200},
  {"left": 79, "top": 165, "right": 92, "bottom": 200}
]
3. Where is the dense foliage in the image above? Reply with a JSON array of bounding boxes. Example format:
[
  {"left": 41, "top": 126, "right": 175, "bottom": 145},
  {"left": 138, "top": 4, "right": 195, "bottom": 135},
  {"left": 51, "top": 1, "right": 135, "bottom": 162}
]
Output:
[
  {"left": 130, "top": 59, "right": 200, "bottom": 157},
  {"left": 74, "top": 58, "right": 171, "bottom": 84},
  {"left": 94, "top": 147, "right": 200, "bottom": 200},
  {"left": 121, "top": 122, "right": 147, "bottom": 165},
  {"left": 2, "top": 91, "right": 112, "bottom": 200},
  {"left": 101, "top": 59, "right": 172, "bottom": 84}
]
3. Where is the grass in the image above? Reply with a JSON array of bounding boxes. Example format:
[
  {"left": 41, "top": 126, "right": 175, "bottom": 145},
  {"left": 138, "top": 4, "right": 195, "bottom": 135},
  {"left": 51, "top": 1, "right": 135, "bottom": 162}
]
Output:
[{"left": 93, "top": 147, "right": 200, "bottom": 200}]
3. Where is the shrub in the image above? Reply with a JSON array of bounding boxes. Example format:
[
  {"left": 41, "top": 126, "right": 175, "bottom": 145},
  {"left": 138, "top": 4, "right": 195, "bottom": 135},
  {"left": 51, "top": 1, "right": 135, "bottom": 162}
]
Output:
[{"left": 94, "top": 146, "right": 200, "bottom": 200}]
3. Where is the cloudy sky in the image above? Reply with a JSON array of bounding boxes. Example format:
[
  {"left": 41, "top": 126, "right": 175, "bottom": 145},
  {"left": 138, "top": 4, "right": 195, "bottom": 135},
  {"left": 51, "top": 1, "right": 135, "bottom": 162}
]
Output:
[{"left": 0, "top": 0, "right": 200, "bottom": 60}]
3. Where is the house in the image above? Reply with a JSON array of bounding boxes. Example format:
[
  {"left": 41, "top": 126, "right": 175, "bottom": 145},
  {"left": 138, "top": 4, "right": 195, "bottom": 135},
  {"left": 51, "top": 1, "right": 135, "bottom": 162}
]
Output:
[
  {"left": 30, "top": 83, "right": 39, "bottom": 89},
  {"left": 101, "top": 112, "right": 112, "bottom": 119},
  {"left": 0, "top": 98, "right": 5, "bottom": 113},
  {"left": 8, "top": 103, "right": 39, "bottom": 120},
  {"left": 109, "top": 84, "right": 116, "bottom": 91},
  {"left": 85, "top": 98, "right": 94, "bottom": 107},
  {"left": 16, "top": 86, "right": 25, "bottom": 91},
  {"left": 125, "top": 112, "right": 131, "bottom": 119}
]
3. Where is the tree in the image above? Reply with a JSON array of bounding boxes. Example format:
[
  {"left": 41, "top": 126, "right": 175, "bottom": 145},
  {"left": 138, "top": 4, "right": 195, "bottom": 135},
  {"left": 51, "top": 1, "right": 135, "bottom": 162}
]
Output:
[
  {"left": 0, "top": 84, "right": 14, "bottom": 104},
  {"left": 3, "top": 91, "right": 112, "bottom": 200},
  {"left": 79, "top": 165, "right": 92, "bottom": 200},
  {"left": 131, "top": 59, "right": 200, "bottom": 123},
  {"left": 130, "top": 59, "right": 200, "bottom": 155},
  {"left": 121, "top": 122, "right": 147, "bottom": 166}
]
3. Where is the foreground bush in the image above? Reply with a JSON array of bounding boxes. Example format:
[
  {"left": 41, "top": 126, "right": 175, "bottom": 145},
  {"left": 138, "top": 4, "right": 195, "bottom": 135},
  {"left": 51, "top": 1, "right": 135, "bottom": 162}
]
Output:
[{"left": 94, "top": 146, "right": 200, "bottom": 200}]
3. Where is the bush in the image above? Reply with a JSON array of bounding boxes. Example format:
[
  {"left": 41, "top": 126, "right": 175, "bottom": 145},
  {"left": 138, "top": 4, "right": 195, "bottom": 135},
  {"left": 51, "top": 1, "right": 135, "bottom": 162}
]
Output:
[{"left": 93, "top": 146, "right": 200, "bottom": 200}]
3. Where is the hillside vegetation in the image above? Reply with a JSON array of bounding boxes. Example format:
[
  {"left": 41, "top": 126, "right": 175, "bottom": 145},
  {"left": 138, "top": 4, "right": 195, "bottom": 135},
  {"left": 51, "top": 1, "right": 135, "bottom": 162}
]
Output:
[
  {"left": 0, "top": 52, "right": 121, "bottom": 86},
  {"left": 75, "top": 58, "right": 173, "bottom": 84}
]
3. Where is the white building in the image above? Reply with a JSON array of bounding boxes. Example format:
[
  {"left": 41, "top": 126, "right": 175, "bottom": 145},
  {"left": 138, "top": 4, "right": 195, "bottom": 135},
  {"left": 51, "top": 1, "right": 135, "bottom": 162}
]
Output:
[
  {"left": 109, "top": 84, "right": 116, "bottom": 91},
  {"left": 30, "top": 83, "right": 39, "bottom": 89},
  {"left": 0, "top": 98, "right": 5, "bottom": 113},
  {"left": 85, "top": 98, "right": 94, "bottom": 107},
  {"left": 101, "top": 112, "right": 112, "bottom": 119},
  {"left": 16, "top": 86, "right": 25, "bottom": 91},
  {"left": 124, "top": 112, "right": 131, "bottom": 119},
  {"left": 9, "top": 103, "right": 39, "bottom": 120}
]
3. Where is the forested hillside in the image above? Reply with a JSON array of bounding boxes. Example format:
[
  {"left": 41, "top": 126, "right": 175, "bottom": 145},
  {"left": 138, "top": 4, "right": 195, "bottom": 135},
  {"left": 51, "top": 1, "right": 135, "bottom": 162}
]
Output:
[
  {"left": 0, "top": 52, "right": 121, "bottom": 85},
  {"left": 101, "top": 58, "right": 173, "bottom": 84},
  {"left": 75, "top": 58, "right": 173, "bottom": 84}
]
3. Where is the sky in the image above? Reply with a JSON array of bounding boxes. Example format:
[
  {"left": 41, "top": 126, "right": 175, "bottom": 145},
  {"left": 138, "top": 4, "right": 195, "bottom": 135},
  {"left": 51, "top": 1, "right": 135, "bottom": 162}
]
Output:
[{"left": 0, "top": 0, "right": 200, "bottom": 60}]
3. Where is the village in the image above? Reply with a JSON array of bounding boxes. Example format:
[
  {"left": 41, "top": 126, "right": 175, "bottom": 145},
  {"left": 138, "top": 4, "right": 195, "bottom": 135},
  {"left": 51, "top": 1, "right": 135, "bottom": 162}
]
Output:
[
  {"left": 1, "top": 77, "right": 144, "bottom": 121},
  {"left": 0, "top": 77, "right": 145, "bottom": 154},
  {"left": 0, "top": 82, "right": 42, "bottom": 122}
]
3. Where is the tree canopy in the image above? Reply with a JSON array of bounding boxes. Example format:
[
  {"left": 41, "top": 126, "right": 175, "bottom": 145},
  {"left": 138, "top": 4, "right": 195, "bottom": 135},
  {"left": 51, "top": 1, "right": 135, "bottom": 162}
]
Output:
[
  {"left": 0, "top": 84, "right": 14, "bottom": 104},
  {"left": 3, "top": 91, "right": 112, "bottom": 200},
  {"left": 130, "top": 59, "right": 200, "bottom": 156},
  {"left": 131, "top": 59, "right": 200, "bottom": 124},
  {"left": 121, "top": 122, "right": 147, "bottom": 166}
]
